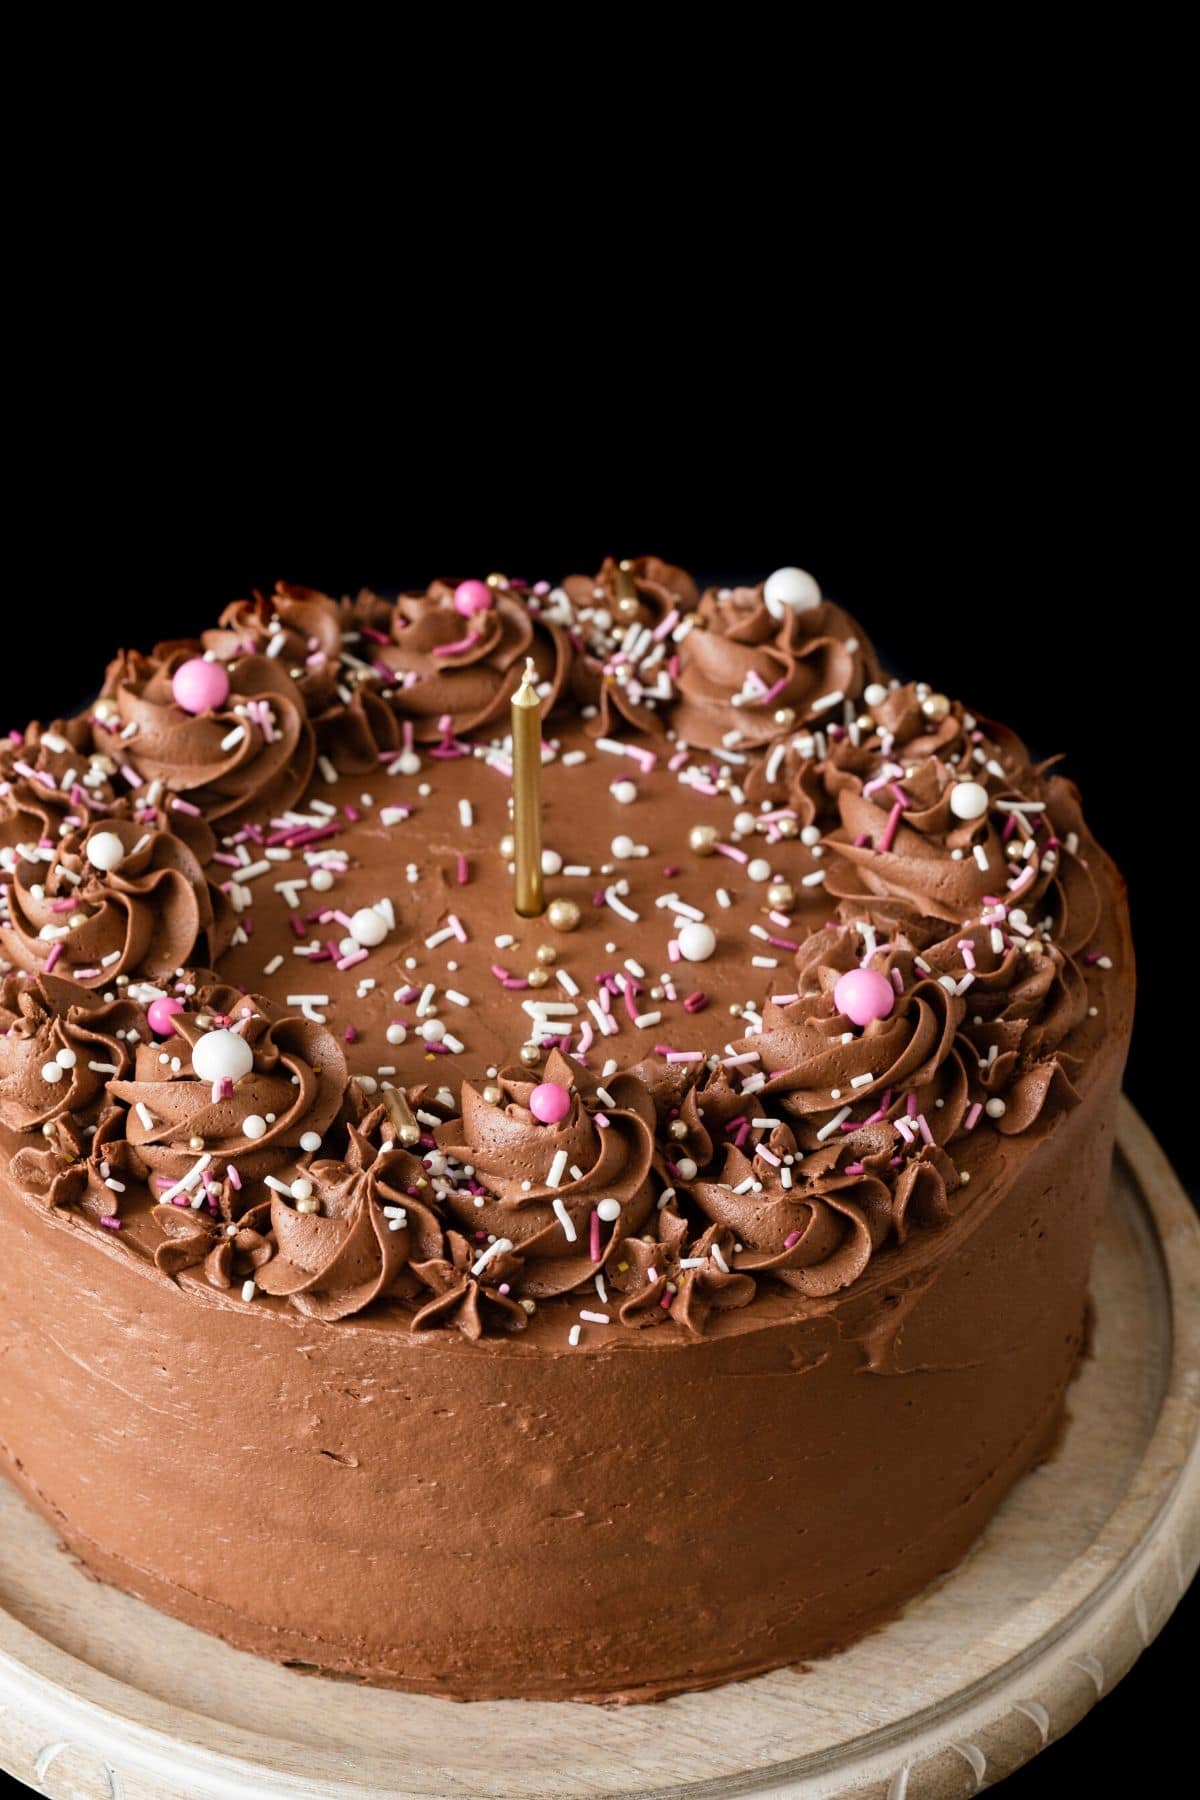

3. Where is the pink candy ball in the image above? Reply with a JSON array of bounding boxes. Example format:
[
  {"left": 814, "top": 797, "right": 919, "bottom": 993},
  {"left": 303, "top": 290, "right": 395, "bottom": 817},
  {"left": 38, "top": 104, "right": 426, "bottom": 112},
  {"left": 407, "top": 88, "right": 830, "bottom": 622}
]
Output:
[
  {"left": 147, "top": 996, "right": 185, "bottom": 1038},
  {"left": 834, "top": 967, "right": 895, "bottom": 1028},
  {"left": 453, "top": 579, "right": 494, "bottom": 618},
  {"left": 529, "top": 1081, "right": 571, "bottom": 1125},
  {"left": 172, "top": 657, "right": 231, "bottom": 715}
]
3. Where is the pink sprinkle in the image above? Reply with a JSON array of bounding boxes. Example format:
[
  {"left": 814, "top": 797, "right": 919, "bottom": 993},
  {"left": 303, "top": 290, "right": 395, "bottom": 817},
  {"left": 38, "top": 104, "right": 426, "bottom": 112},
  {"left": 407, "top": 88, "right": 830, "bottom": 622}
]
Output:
[
  {"left": 714, "top": 841, "right": 748, "bottom": 864},
  {"left": 456, "top": 855, "right": 469, "bottom": 885},
  {"left": 916, "top": 1113, "right": 934, "bottom": 1146},
  {"left": 667, "top": 939, "right": 682, "bottom": 963},
  {"left": 964, "top": 1102, "right": 983, "bottom": 1130},
  {"left": 228, "top": 1165, "right": 242, "bottom": 1190},
  {"left": 768, "top": 933, "right": 799, "bottom": 951},
  {"left": 433, "top": 631, "right": 481, "bottom": 657},
  {"left": 854, "top": 832, "right": 871, "bottom": 848},
  {"left": 958, "top": 939, "right": 977, "bottom": 970},
  {"left": 590, "top": 1212, "right": 601, "bottom": 1261},
  {"left": 44, "top": 943, "right": 63, "bottom": 972},
  {"left": 337, "top": 948, "right": 369, "bottom": 971},
  {"left": 344, "top": 804, "right": 360, "bottom": 823},
  {"left": 906, "top": 1092, "right": 918, "bottom": 1117},
  {"left": 665, "top": 1049, "right": 704, "bottom": 1063},
  {"left": 659, "top": 1290, "right": 673, "bottom": 1310},
  {"left": 490, "top": 963, "right": 512, "bottom": 982},
  {"left": 843, "top": 1162, "right": 865, "bottom": 1176},
  {"left": 894, "top": 1117, "right": 915, "bottom": 1145},
  {"left": 344, "top": 1025, "right": 358, "bottom": 1043},
  {"left": 169, "top": 796, "right": 202, "bottom": 817},
  {"left": 668, "top": 749, "right": 689, "bottom": 772},
  {"left": 99, "top": 1216, "right": 122, "bottom": 1230},
  {"left": 783, "top": 1230, "right": 802, "bottom": 1249},
  {"left": 682, "top": 991, "right": 708, "bottom": 1013},
  {"left": 890, "top": 968, "right": 904, "bottom": 992},
  {"left": 877, "top": 800, "right": 905, "bottom": 855},
  {"left": 447, "top": 913, "right": 468, "bottom": 943},
  {"left": 652, "top": 609, "right": 680, "bottom": 641},
  {"left": 757, "top": 1145, "right": 780, "bottom": 1166}
]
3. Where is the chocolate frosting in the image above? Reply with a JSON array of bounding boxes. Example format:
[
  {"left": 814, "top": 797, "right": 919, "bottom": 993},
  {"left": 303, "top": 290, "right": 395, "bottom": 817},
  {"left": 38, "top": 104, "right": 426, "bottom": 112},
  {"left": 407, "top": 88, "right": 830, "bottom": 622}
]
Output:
[
  {"left": 0, "top": 718, "right": 121, "bottom": 855},
  {"left": 0, "top": 974, "right": 140, "bottom": 1131},
  {"left": 93, "top": 646, "right": 315, "bottom": 825},
  {"left": 109, "top": 989, "right": 346, "bottom": 1181},
  {"left": 0, "top": 815, "right": 232, "bottom": 986}
]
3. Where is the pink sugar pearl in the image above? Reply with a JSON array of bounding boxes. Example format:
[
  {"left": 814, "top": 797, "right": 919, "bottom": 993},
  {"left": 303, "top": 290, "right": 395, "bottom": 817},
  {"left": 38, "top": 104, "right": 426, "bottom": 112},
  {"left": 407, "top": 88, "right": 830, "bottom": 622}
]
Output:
[
  {"left": 529, "top": 1081, "right": 571, "bottom": 1125},
  {"left": 834, "top": 967, "right": 895, "bottom": 1028},
  {"left": 172, "top": 657, "right": 231, "bottom": 715},
  {"left": 147, "top": 996, "right": 185, "bottom": 1037},
  {"left": 453, "top": 579, "right": 494, "bottom": 618}
]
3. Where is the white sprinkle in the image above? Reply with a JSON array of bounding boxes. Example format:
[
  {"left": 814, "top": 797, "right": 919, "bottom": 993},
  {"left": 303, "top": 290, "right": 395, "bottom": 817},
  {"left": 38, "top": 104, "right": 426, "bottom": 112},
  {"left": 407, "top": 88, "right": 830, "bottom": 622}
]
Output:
[
  {"left": 425, "top": 926, "right": 454, "bottom": 949},
  {"left": 816, "top": 1105, "right": 852, "bottom": 1142},
  {"left": 716, "top": 888, "right": 732, "bottom": 908},
  {"left": 751, "top": 955, "right": 778, "bottom": 968},
  {"left": 579, "top": 1310, "right": 609, "bottom": 1325},
  {"left": 551, "top": 1192, "right": 575, "bottom": 1235},
  {"left": 88, "top": 1060, "right": 119, "bottom": 1074},
  {"left": 604, "top": 886, "right": 639, "bottom": 922},
  {"left": 809, "top": 689, "right": 844, "bottom": 714},
  {"left": 471, "top": 1237, "right": 514, "bottom": 1275},
  {"left": 220, "top": 725, "right": 246, "bottom": 752},
  {"left": 444, "top": 989, "right": 470, "bottom": 1007},
  {"left": 850, "top": 1072, "right": 874, "bottom": 1088},
  {"left": 633, "top": 1010, "right": 662, "bottom": 1029},
  {"left": 801, "top": 868, "right": 826, "bottom": 887},
  {"left": 458, "top": 798, "right": 474, "bottom": 829},
  {"left": 416, "top": 983, "right": 437, "bottom": 1017},
  {"left": 494, "top": 933, "right": 515, "bottom": 949},
  {"left": 522, "top": 999, "right": 578, "bottom": 1017},
  {"left": 973, "top": 844, "right": 990, "bottom": 872},
  {"left": 135, "top": 1102, "right": 158, "bottom": 1130},
  {"left": 318, "top": 755, "right": 338, "bottom": 784},
  {"left": 568, "top": 1325, "right": 581, "bottom": 1346},
  {"left": 241, "top": 1280, "right": 256, "bottom": 1302}
]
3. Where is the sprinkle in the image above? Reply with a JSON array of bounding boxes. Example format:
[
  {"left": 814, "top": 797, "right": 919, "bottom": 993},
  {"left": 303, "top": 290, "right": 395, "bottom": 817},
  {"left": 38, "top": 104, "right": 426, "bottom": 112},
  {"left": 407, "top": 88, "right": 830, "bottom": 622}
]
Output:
[
  {"left": 551, "top": 1194, "right": 576, "bottom": 1238},
  {"left": 810, "top": 689, "right": 844, "bottom": 714},
  {"left": 458, "top": 798, "right": 474, "bottom": 829},
  {"left": 816, "top": 1105, "right": 852, "bottom": 1141},
  {"left": 317, "top": 755, "right": 338, "bottom": 784},
  {"left": 633, "top": 1010, "right": 662, "bottom": 1029},
  {"left": 665, "top": 1049, "right": 704, "bottom": 1063},
  {"left": 568, "top": 1325, "right": 582, "bottom": 1346},
  {"left": 604, "top": 886, "right": 639, "bottom": 922},
  {"left": 472, "top": 1237, "right": 514, "bottom": 1276},
  {"left": 715, "top": 888, "right": 732, "bottom": 908},
  {"left": 964, "top": 1102, "right": 982, "bottom": 1130},
  {"left": 850, "top": 1072, "right": 874, "bottom": 1089},
  {"left": 973, "top": 844, "right": 990, "bottom": 872},
  {"left": 801, "top": 869, "right": 826, "bottom": 887}
]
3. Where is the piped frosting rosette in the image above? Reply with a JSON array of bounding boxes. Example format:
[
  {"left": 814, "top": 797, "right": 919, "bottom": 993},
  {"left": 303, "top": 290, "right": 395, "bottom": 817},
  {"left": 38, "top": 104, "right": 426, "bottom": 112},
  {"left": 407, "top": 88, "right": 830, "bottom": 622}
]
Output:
[
  {"left": 93, "top": 648, "right": 314, "bottom": 826},
  {"left": 194, "top": 582, "right": 343, "bottom": 713},
  {"left": 666, "top": 583, "right": 876, "bottom": 752},
  {"left": 0, "top": 815, "right": 232, "bottom": 987},
  {"left": 109, "top": 989, "right": 346, "bottom": 1184},
  {"left": 151, "top": 1197, "right": 275, "bottom": 1291},
  {"left": 374, "top": 579, "right": 572, "bottom": 742},
  {"left": 0, "top": 719, "right": 123, "bottom": 856},
  {"left": 10, "top": 1104, "right": 140, "bottom": 1219},
  {"left": 432, "top": 1050, "right": 656, "bottom": 1296},
  {"left": 254, "top": 1123, "right": 444, "bottom": 1321},
  {"left": 409, "top": 1230, "right": 530, "bottom": 1340},
  {"left": 608, "top": 1203, "right": 755, "bottom": 1335},
  {"left": 0, "top": 973, "right": 141, "bottom": 1132},
  {"left": 559, "top": 555, "right": 699, "bottom": 738}
]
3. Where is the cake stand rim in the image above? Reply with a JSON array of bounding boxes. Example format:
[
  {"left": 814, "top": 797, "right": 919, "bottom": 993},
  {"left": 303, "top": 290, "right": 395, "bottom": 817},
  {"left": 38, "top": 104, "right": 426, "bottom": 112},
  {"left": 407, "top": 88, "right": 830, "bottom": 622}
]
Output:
[{"left": 0, "top": 1093, "right": 1195, "bottom": 1800}]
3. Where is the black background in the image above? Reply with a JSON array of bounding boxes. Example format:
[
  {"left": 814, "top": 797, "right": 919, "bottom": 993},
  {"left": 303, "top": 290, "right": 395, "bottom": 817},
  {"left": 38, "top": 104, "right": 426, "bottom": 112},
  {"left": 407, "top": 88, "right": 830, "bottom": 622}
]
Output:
[{"left": 2, "top": 491, "right": 1188, "bottom": 1793}]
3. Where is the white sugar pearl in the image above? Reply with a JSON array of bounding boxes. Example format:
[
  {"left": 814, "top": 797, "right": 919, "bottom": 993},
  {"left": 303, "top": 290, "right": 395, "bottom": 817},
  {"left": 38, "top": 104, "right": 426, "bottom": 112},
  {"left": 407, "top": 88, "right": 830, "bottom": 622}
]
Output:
[
  {"left": 41, "top": 1061, "right": 65, "bottom": 1084},
  {"left": 55, "top": 1047, "right": 78, "bottom": 1068},
  {"left": 290, "top": 1177, "right": 314, "bottom": 1201},
  {"left": 541, "top": 849, "right": 563, "bottom": 876},
  {"left": 763, "top": 566, "right": 822, "bottom": 620},
  {"left": 610, "top": 835, "right": 636, "bottom": 859},
  {"left": 611, "top": 780, "right": 638, "bottom": 805},
  {"left": 864, "top": 682, "right": 889, "bottom": 708},
  {"left": 675, "top": 1156, "right": 699, "bottom": 1181},
  {"left": 396, "top": 752, "right": 421, "bottom": 775},
  {"left": 419, "top": 1018, "right": 445, "bottom": 1041},
  {"left": 386, "top": 1023, "right": 407, "bottom": 1045},
  {"left": 242, "top": 1114, "right": 268, "bottom": 1140},
  {"left": 747, "top": 859, "right": 772, "bottom": 883},
  {"left": 349, "top": 907, "right": 388, "bottom": 947},
  {"left": 949, "top": 781, "right": 989, "bottom": 822},
  {"left": 597, "top": 1198, "right": 622, "bottom": 1223},
  {"left": 299, "top": 1131, "right": 323, "bottom": 1153},
  {"left": 985, "top": 1097, "right": 1007, "bottom": 1118},
  {"left": 733, "top": 811, "right": 757, "bottom": 836},
  {"left": 310, "top": 868, "right": 334, "bottom": 892},
  {"left": 85, "top": 830, "right": 126, "bottom": 872},
  {"left": 800, "top": 826, "right": 821, "bottom": 847},
  {"left": 677, "top": 921, "right": 717, "bottom": 962},
  {"left": 192, "top": 1029, "right": 254, "bottom": 1083}
]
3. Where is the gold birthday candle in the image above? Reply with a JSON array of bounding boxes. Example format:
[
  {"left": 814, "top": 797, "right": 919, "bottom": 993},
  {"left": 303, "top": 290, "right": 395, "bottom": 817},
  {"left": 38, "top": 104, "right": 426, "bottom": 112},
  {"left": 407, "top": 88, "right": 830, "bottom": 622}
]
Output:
[{"left": 511, "top": 657, "right": 545, "bottom": 917}]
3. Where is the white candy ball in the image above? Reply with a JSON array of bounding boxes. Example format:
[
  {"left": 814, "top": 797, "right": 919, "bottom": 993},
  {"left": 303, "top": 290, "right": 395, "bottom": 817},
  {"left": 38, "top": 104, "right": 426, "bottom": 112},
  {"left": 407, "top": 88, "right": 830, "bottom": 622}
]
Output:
[
  {"left": 242, "top": 1114, "right": 267, "bottom": 1140},
  {"left": 675, "top": 1156, "right": 699, "bottom": 1181},
  {"left": 985, "top": 1097, "right": 1007, "bottom": 1118},
  {"left": 949, "top": 781, "right": 989, "bottom": 822},
  {"left": 299, "top": 1131, "right": 323, "bottom": 1153},
  {"left": 596, "top": 1198, "right": 622, "bottom": 1223},
  {"left": 290, "top": 1177, "right": 314, "bottom": 1201},
  {"left": 864, "top": 682, "right": 889, "bottom": 708},
  {"left": 192, "top": 1028, "right": 254, "bottom": 1083},
  {"left": 763, "top": 566, "right": 822, "bottom": 620},
  {"left": 419, "top": 1018, "right": 445, "bottom": 1042},
  {"left": 349, "top": 907, "right": 388, "bottom": 947},
  {"left": 396, "top": 752, "right": 421, "bottom": 775},
  {"left": 747, "top": 858, "right": 772, "bottom": 883},
  {"left": 55, "top": 1047, "right": 77, "bottom": 1068},
  {"left": 800, "top": 826, "right": 821, "bottom": 847},
  {"left": 386, "top": 1023, "right": 407, "bottom": 1045},
  {"left": 677, "top": 921, "right": 717, "bottom": 962},
  {"left": 41, "top": 1060, "right": 65, "bottom": 1084},
  {"left": 610, "top": 835, "right": 636, "bottom": 859},
  {"left": 310, "top": 868, "right": 334, "bottom": 893},
  {"left": 611, "top": 780, "right": 638, "bottom": 805},
  {"left": 541, "top": 849, "right": 563, "bottom": 876},
  {"left": 86, "top": 830, "right": 126, "bottom": 873}
]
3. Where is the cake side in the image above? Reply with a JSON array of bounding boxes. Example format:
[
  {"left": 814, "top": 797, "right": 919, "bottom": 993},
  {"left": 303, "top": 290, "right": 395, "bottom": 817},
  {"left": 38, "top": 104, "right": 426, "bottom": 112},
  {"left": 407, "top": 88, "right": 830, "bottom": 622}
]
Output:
[{"left": 0, "top": 558, "right": 1135, "bottom": 1700}]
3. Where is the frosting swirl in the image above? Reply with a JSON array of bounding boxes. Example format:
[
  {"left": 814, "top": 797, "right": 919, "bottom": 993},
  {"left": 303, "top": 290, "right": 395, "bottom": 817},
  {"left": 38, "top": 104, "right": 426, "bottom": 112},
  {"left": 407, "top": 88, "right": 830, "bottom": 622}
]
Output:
[
  {"left": 609, "top": 1206, "right": 755, "bottom": 1335},
  {"left": 196, "top": 582, "right": 343, "bottom": 714},
  {"left": 152, "top": 1197, "right": 275, "bottom": 1290},
  {"left": 432, "top": 1050, "right": 656, "bottom": 1296},
  {"left": 0, "top": 973, "right": 140, "bottom": 1131},
  {"left": 409, "top": 1230, "right": 529, "bottom": 1339},
  {"left": 0, "top": 816, "right": 232, "bottom": 987},
  {"left": 93, "top": 647, "right": 314, "bottom": 826},
  {"left": 0, "top": 720, "right": 122, "bottom": 857},
  {"left": 109, "top": 989, "right": 346, "bottom": 1181},
  {"left": 10, "top": 1104, "right": 139, "bottom": 1219},
  {"left": 255, "top": 1122, "right": 444, "bottom": 1322}
]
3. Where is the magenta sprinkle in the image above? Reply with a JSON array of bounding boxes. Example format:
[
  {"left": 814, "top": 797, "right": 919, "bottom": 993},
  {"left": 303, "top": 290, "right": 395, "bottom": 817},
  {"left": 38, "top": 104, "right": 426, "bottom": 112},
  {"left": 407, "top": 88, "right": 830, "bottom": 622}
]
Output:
[
  {"left": 433, "top": 630, "right": 481, "bottom": 657},
  {"left": 843, "top": 1163, "right": 865, "bottom": 1176},
  {"left": 456, "top": 855, "right": 469, "bottom": 885},
  {"left": 854, "top": 832, "right": 871, "bottom": 848},
  {"left": 490, "top": 963, "right": 512, "bottom": 982},
  {"left": 99, "top": 1216, "right": 122, "bottom": 1230},
  {"left": 877, "top": 800, "right": 905, "bottom": 855},
  {"left": 44, "top": 943, "right": 63, "bottom": 972},
  {"left": 682, "top": 991, "right": 708, "bottom": 1013},
  {"left": 964, "top": 1102, "right": 982, "bottom": 1131},
  {"left": 906, "top": 1092, "right": 918, "bottom": 1117},
  {"left": 662, "top": 863, "right": 680, "bottom": 878},
  {"left": 783, "top": 1230, "right": 802, "bottom": 1249},
  {"left": 169, "top": 796, "right": 202, "bottom": 817},
  {"left": 344, "top": 1025, "right": 358, "bottom": 1043},
  {"left": 589, "top": 1212, "right": 601, "bottom": 1261},
  {"left": 767, "top": 933, "right": 800, "bottom": 951},
  {"left": 228, "top": 1165, "right": 242, "bottom": 1190},
  {"left": 343, "top": 804, "right": 360, "bottom": 823}
]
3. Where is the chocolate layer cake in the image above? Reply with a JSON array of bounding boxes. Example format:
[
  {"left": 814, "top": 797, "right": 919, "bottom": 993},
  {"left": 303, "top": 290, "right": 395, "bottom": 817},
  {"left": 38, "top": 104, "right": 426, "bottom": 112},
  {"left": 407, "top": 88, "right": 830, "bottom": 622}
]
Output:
[{"left": 0, "top": 559, "right": 1134, "bottom": 1702}]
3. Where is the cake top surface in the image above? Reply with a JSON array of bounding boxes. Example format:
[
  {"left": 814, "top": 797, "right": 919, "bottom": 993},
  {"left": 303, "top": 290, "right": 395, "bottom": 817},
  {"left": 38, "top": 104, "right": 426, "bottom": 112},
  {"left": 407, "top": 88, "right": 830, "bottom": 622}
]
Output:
[{"left": 0, "top": 558, "right": 1132, "bottom": 1346}]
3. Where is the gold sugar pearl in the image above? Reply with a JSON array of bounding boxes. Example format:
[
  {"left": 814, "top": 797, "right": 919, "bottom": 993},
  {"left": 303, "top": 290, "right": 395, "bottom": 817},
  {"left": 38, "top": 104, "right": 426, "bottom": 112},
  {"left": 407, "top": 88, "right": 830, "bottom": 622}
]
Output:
[
  {"left": 486, "top": 571, "right": 509, "bottom": 589},
  {"left": 499, "top": 833, "right": 515, "bottom": 859},
  {"left": 922, "top": 693, "right": 951, "bottom": 720},
  {"left": 669, "top": 1119, "right": 689, "bottom": 1140},
  {"left": 689, "top": 824, "right": 718, "bottom": 856},
  {"left": 519, "top": 1043, "right": 542, "bottom": 1067},
  {"left": 535, "top": 944, "right": 558, "bottom": 965},
  {"left": 766, "top": 880, "right": 795, "bottom": 910},
  {"left": 482, "top": 1084, "right": 503, "bottom": 1105},
  {"left": 527, "top": 967, "right": 550, "bottom": 988},
  {"left": 295, "top": 1196, "right": 320, "bottom": 1215},
  {"left": 773, "top": 707, "right": 796, "bottom": 729},
  {"left": 776, "top": 818, "right": 799, "bottom": 839},
  {"left": 547, "top": 898, "right": 581, "bottom": 932},
  {"left": 188, "top": 1136, "right": 205, "bottom": 1151},
  {"left": 616, "top": 596, "right": 639, "bottom": 618}
]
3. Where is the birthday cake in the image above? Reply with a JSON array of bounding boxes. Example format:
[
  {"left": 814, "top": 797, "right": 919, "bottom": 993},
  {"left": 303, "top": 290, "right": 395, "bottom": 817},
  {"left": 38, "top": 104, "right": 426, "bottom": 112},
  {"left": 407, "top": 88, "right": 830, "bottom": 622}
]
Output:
[{"left": 0, "top": 559, "right": 1134, "bottom": 1702}]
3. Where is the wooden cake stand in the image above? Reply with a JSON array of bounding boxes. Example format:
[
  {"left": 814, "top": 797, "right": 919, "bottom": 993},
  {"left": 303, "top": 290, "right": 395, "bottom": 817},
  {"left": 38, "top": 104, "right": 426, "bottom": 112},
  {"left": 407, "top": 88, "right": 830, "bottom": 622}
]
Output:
[{"left": 1, "top": 1097, "right": 1197, "bottom": 1800}]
